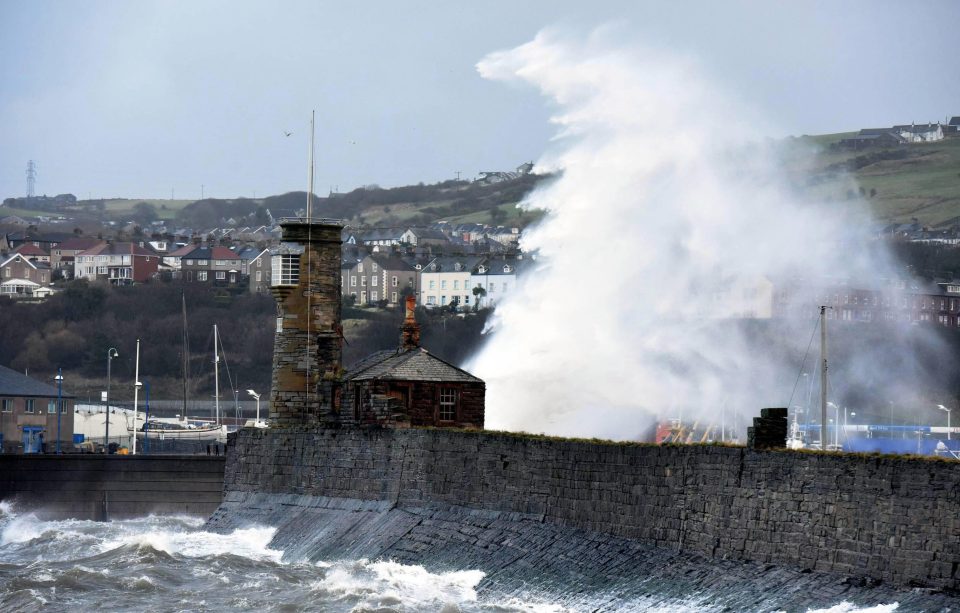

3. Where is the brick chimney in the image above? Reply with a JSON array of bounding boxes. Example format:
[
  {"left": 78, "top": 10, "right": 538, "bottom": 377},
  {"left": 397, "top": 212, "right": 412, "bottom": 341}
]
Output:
[
  {"left": 399, "top": 294, "right": 420, "bottom": 351},
  {"left": 269, "top": 219, "right": 343, "bottom": 425}
]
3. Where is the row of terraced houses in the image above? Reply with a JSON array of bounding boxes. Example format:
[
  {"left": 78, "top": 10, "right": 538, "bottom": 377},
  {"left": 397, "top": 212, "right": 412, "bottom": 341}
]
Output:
[{"left": 10, "top": 231, "right": 960, "bottom": 327}]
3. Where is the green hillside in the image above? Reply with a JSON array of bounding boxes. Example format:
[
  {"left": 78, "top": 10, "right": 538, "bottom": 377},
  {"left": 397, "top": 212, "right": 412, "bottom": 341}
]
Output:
[{"left": 793, "top": 134, "right": 960, "bottom": 226}]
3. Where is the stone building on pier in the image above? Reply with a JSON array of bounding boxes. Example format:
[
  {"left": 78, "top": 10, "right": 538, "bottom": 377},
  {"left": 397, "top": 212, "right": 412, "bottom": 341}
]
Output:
[
  {"left": 269, "top": 219, "right": 344, "bottom": 425},
  {"left": 268, "top": 218, "right": 484, "bottom": 429},
  {"left": 342, "top": 296, "right": 485, "bottom": 428}
]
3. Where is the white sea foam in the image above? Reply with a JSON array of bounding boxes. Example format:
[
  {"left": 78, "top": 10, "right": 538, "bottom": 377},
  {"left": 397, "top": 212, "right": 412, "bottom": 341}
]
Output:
[
  {"left": 312, "top": 558, "right": 486, "bottom": 610},
  {"left": 804, "top": 603, "right": 899, "bottom": 613},
  {"left": 100, "top": 523, "right": 282, "bottom": 562}
]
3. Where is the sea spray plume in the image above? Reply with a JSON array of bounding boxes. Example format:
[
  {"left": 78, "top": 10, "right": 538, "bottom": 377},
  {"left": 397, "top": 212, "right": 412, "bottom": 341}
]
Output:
[{"left": 469, "top": 30, "right": 946, "bottom": 439}]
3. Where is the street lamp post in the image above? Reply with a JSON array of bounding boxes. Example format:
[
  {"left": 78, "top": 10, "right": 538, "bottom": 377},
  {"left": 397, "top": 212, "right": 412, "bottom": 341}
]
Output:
[
  {"left": 937, "top": 404, "right": 952, "bottom": 440},
  {"left": 246, "top": 389, "right": 261, "bottom": 426},
  {"left": 105, "top": 348, "right": 118, "bottom": 452},
  {"left": 54, "top": 369, "right": 63, "bottom": 454}
]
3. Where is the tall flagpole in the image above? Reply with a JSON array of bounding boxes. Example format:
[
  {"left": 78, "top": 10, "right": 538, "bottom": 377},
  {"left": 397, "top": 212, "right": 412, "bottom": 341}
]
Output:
[{"left": 305, "top": 111, "right": 315, "bottom": 402}]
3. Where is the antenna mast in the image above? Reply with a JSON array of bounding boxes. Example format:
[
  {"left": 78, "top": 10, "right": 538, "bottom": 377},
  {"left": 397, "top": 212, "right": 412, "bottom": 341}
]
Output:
[{"left": 26, "top": 160, "right": 37, "bottom": 199}]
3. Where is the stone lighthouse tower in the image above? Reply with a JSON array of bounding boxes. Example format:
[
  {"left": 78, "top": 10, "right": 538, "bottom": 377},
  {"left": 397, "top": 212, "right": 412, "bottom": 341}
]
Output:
[{"left": 269, "top": 218, "right": 343, "bottom": 425}]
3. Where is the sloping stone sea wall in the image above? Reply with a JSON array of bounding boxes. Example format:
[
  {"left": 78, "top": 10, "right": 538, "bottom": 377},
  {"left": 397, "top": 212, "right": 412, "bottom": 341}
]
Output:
[{"left": 209, "top": 427, "right": 960, "bottom": 609}]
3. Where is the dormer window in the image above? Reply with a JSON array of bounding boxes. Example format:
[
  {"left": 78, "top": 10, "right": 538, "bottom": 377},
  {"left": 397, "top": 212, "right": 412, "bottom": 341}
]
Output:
[
  {"left": 478, "top": 265, "right": 486, "bottom": 274},
  {"left": 503, "top": 265, "right": 511, "bottom": 273},
  {"left": 454, "top": 263, "right": 462, "bottom": 271}
]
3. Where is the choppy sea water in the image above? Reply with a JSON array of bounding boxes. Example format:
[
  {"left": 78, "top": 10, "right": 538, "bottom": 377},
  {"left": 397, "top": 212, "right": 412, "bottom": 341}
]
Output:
[{"left": 0, "top": 502, "right": 899, "bottom": 613}]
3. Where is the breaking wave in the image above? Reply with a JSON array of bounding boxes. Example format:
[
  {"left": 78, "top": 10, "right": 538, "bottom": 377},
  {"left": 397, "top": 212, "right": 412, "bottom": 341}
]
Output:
[{"left": 0, "top": 503, "right": 904, "bottom": 612}]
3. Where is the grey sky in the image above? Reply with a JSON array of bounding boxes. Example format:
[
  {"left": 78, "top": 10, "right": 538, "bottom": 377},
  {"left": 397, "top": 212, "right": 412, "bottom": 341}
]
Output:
[{"left": 2, "top": 0, "right": 958, "bottom": 200}]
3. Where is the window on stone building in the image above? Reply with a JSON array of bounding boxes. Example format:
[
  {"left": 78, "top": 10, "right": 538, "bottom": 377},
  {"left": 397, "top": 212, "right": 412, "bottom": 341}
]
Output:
[
  {"left": 361, "top": 276, "right": 366, "bottom": 286},
  {"left": 25, "top": 399, "right": 34, "bottom": 413},
  {"left": 392, "top": 276, "right": 398, "bottom": 287},
  {"left": 441, "top": 280, "right": 447, "bottom": 290},
  {"left": 1, "top": 399, "right": 12, "bottom": 412},
  {"left": 371, "top": 291, "right": 378, "bottom": 302},
  {"left": 372, "top": 263, "right": 378, "bottom": 273},
  {"left": 256, "top": 271, "right": 262, "bottom": 282},
  {"left": 453, "top": 280, "right": 459, "bottom": 290},
  {"left": 391, "top": 292, "right": 397, "bottom": 303},
  {"left": 48, "top": 400, "right": 57, "bottom": 414},
  {"left": 439, "top": 388, "right": 457, "bottom": 421},
  {"left": 429, "top": 280, "right": 435, "bottom": 290},
  {"left": 199, "top": 260, "right": 209, "bottom": 266},
  {"left": 358, "top": 263, "right": 364, "bottom": 273},
  {"left": 216, "top": 271, "right": 226, "bottom": 280},
  {"left": 372, "top": 276, "right": 378, "bottom": 287},
  {"left": 216, "top": 260, "right": 226, "bottom": 266},
  {"left": 272, "top": 254, "right": 300, "bottom": 286},
  {"left": 198, "top": 271, "right": 208, "bottom": 281}
]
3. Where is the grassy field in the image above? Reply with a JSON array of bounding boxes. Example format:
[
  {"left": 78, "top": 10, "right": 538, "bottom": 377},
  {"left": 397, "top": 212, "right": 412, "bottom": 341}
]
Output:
[
  {"left": 89, "top": 198, "right": 195, "bottom": 220},
  {"left": 0, "top": 204, "right": 56, "bottom": 219},
  {"left": 791, "top": 134, "right": 960, "bottom": 226}
]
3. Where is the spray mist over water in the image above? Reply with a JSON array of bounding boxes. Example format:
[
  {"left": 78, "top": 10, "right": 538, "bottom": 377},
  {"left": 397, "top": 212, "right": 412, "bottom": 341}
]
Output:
[{"left": 470, "top": 29, "right": 946, "bottom": 439}]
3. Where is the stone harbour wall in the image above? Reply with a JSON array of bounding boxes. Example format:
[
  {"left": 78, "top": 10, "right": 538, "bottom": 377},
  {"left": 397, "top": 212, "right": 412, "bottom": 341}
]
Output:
[{"left": 217, "top": 427, "right": 960, "bottom": 592}]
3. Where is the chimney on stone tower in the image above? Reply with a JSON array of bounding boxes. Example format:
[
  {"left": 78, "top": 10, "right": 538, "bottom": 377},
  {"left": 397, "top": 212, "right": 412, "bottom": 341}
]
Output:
[
  {"left": 269, "top": 218, "right": 343, "bottom": 425},
  {"left": 399, "top": 294, "right": 420, "bottom": 351}
]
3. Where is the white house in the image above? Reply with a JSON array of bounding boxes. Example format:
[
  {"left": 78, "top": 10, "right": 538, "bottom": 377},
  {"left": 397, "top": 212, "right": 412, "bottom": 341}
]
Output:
[
  {"left": 471, "top": 257, "right": 523, "bottom": 308},
  {"left": 894, "top": 123, "right": 944, "bottom": 143},
  {"left": 419, "top": 256, "right": 483, "bottom": 309}
]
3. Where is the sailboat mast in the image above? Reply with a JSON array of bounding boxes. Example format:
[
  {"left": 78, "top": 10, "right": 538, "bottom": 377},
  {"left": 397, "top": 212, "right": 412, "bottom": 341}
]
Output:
[
  {"left": 820, "top": 305, "right": 828, "bottom": 450},
  {"left": 214, "top": 323, "right": 220, "bottom": 427},
  {"left": 133, "top": 338, "right": 140, "bottom": 455},
  {"left": 182, "top": 292, "right": 189, "bottom": 418}
]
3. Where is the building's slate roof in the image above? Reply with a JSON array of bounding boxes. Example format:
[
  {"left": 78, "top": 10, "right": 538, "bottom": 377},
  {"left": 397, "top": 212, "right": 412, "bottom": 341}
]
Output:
[
  {"left": 180, "top": 246, "right": 240, "bottom": 261},
  {"left": 345, "top": 348, "right": 483, "bottom": 384},
  {"left": 0, "top": 364, "right": 75, "bottom": 398},
  {"left": 79, "top": 242, "right": 157, "bottom": 257},
  {"left": 56, "top": 237, "right": 102, "bottom": 252},
  {"left": 893, "top": 123, "right": 941, "bottom": 133},
  {"left": 13, "top": 244, "right": 48, "bottom": 256},
  {"left": 369, "top": 253, "right": 415, "bottom": 271}
]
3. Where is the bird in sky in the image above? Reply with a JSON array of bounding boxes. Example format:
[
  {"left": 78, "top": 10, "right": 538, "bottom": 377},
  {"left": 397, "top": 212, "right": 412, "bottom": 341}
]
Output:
[{"left": 283, "top": 131, "right": 293, "bottom": 137}]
